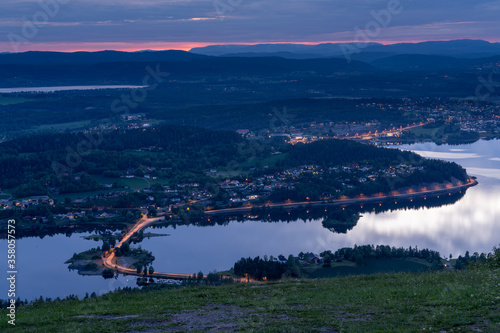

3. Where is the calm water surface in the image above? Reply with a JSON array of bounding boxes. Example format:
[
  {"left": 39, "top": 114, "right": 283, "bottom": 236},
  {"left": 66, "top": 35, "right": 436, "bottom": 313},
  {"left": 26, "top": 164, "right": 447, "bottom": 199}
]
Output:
[
  {"left": 0, "top": 233, "right": 135, "bottom": 302},
  {"left": 1, "top": 140, "right": 499, "bottom": 301},
  {"left": 142, "top": 140, "right": 500, "bottom": 274}
]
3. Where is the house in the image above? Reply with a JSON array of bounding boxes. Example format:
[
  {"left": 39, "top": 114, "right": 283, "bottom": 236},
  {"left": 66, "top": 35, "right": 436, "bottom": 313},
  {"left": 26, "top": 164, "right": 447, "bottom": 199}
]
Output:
[{"left": 306, "top": 253, "right": 322, "bottom": 264}]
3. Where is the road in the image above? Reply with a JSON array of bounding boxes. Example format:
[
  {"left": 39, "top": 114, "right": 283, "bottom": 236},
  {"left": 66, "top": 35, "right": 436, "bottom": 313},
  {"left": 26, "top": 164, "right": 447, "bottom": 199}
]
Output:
[
  {"left": 102, "top": 215, "right": 196, "bottom": 280},
  {"left": 102, "top": 178, "right": 477, "bottom": 278},
  {"left": 205, "top": 178, "right": 478, "bottom": 215},
  {"left": 341, "top": 122, "right": 432, "bottom": 140}
]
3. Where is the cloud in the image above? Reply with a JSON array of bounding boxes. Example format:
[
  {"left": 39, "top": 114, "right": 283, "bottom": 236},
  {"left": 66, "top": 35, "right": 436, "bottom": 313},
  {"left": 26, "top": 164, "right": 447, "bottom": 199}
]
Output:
[
  {"left": 408, "top": 151, "right": 483, "bottom": 160},
  {"left": 1, "top": 0, "right": 500, "bottom": 51}
]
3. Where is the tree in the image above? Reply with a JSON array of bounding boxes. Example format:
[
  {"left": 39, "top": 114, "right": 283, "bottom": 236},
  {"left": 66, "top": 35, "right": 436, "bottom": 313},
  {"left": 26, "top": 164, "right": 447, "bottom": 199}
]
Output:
[
  {"left": 354, "top": 253, "right": 364, "bottom": 266},
  {"left": 134, "top": 168, "right": 144, "bottom": 177},
  {"left": 147, "top": 206, "right": 157, "bottom": 217},
  {"left": 148, "top": 266, "right": 155, "bottom": 275},
  {"left": 102, "top": 268, "right": 114, "bottom": 279},
  {"left": 197, "top": 271, "right": 204, "bottom": 281},
  {"left": 121, "top": 241, "right": 130, "bottom": 254},
  {"left": 454, "top": 259, "right": 464, "bottom": 270},
  {"left": 431, "top": 260, "right": 444, "bottom": 271},
  {"left": 322, "top": 254, "right": 332, "bottom": 268},
  {"left": 136, "top": 265, "right": 142, "bottom": 274},
  {"left": 102, "top": 241, "right": 111, "bottom": 252}
]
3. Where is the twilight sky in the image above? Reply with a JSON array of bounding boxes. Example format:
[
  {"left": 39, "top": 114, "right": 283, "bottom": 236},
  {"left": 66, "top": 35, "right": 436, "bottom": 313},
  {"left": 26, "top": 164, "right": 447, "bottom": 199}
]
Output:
[{"left": 0, "top": 0, "right": 499, "bottom": 52}]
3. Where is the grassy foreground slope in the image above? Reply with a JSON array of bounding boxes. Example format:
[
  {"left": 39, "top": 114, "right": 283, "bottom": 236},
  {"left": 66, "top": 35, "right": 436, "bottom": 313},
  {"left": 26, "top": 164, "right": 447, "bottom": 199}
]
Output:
[{"left": 2, "top": 269, "right": 499, "bottom": 332}]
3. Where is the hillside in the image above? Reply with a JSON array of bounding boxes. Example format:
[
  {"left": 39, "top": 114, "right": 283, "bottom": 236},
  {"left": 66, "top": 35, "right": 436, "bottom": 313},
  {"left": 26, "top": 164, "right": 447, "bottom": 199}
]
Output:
[
  {"left": 190, "top": 39, "right": 500, "bottom": 58},
  {"left": 0, "top": 56, "right": 373, "bottom": 88},
  {"left": 0, "top": 50, "right": 209, "bottom": 65},
  {"left": 1, "top": 268, "right": 499, "bottom": 332}
]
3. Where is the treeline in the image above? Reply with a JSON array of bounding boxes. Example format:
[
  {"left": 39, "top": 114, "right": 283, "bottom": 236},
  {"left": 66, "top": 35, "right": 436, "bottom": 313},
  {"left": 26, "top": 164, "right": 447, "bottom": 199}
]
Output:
[
  {"left": 453, "top": 247, "right": 500, "bottom": 270},
  {"left": 233, "top": 256, "right": 288, "bottom": 281},
  {"left": 1, "top": 124, "right": 243, "bottom": 154},
  {"left": 323, "top": 245, "right": 443, "bottom": 267},
  {"left": 288, "top": 139, "right": 420, "bottom": 167},
  {"left": 321, "top": 209, "right": 360, "bottom": 234}
]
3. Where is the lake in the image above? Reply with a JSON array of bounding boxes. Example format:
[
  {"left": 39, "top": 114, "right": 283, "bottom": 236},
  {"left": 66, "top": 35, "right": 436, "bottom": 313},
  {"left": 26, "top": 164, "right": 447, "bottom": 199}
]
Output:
[
  {"left": 0, "top": 85, "right": 146, "bottom": 93},
  {"left": 137, "top": 139, "right": 500, "bottom": 273},
  {"left": 1, "top": 139, "right": 499, "bottom": 301},
  {"left": 0, "top": 232, "right": 136, "bottom": 302}
]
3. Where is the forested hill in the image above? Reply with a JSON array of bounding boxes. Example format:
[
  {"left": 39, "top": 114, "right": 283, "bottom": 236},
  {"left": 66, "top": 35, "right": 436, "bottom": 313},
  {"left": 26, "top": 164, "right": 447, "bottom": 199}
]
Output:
[
  {"left": 0, "top": 125, "right": 245, "bottom": 191},
  {"left": 0, "top": 56, "right": 373, "bottom": 88},
  {"left": 0, "top": 124, "right": 243, "bottom": 154},
  {"left": 288, "top": 139, "right": 420, "bottom": 166},
  {"left": 0, "top": 125, "right": 468, "bottom": 198},
  {"left": 288, "top": 140, "right": 468, "bottom": 183}
]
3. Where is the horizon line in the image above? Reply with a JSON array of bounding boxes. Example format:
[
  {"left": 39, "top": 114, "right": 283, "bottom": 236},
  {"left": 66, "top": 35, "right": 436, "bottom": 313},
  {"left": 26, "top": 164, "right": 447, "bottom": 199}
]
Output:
[{"left": 1, "top": 38, "right": 498, "bottom": 54}]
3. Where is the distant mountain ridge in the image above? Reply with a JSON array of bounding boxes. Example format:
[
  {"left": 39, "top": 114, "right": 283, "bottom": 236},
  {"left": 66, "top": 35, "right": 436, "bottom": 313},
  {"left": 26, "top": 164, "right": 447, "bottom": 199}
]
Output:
[
  {"left": 190, "top": 40, "right": 500, "bottom": 59},
  {"left": 0, "top": 50, "right": 209, "bottom": 65}
]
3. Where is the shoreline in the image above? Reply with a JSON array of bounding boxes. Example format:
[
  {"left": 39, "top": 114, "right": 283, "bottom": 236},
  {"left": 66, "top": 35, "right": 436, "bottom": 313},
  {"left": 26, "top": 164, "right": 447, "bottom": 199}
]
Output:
[
  {"left": 101, "top": 178, "right": 477, "bottom": 280},
  {"left": 205, "top": 178, "right": 478, "bottom": 216}
]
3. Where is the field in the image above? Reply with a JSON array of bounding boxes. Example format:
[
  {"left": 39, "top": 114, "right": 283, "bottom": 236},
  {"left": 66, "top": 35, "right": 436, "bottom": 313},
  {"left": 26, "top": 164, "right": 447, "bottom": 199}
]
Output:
[
  {"left": 0, "top": 96, "right": 34, "bottom": 105},
  {"left": 2, "top": 268, "right": 499, "bottom": 332},
  {"left": 52, "top": 188, "right": 133, "bottom": 202},
  {"left": 408, "top": 126, "right": 444, "bottom": 139},
  {"left": 91, "top": 175, "right": 170, "bottom": 190},
  {"left": 34, "top": 120, "right": 93, "bottom": 131}
]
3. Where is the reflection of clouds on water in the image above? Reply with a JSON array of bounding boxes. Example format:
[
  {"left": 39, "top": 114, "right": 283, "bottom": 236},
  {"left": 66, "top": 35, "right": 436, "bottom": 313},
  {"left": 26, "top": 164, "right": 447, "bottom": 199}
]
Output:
[
  {"left": 466, "top": 167, "right": 500, "bottom": 180},
  {"left": 142, "top": 184, "right": 499, "bottom": 274},
  {"left": 142, "top": 140, "right": 500, "bottom": 277},
  {"left": 337, "top": 185, "right": 500, "bottom": 257},
  {"left": 411, "top": 151, "right": 483, "bottom": 159}
]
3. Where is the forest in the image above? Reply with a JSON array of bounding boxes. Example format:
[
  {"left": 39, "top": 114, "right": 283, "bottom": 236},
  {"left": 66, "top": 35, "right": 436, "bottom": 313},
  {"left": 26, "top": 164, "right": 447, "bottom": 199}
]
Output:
[{"left": 0, "top": 123, "right": 471, "bottom": 233}]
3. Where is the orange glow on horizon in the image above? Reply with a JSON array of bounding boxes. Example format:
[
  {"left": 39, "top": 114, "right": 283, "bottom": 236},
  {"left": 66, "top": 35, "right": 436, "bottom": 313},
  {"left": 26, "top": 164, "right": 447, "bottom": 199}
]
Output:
[{"left": 2, "top": 38, "right": 500, "bottom": 53}]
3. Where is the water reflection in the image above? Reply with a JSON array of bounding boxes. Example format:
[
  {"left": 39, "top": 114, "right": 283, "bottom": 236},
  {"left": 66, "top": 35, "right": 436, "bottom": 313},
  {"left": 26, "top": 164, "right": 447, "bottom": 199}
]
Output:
[
  {"left": 140, "top": 140, "right": 500, "bottom": 275},
  {"left": 0, "top": 233, "right": 136, "bottom": 302},
  {"left": 1, "top": 140, "right": 499, "bottom": 301}
]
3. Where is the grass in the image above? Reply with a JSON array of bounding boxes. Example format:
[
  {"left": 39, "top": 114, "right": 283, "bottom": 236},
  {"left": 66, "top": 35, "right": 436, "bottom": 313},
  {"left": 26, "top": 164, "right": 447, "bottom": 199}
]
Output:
[
  {"left": 212, "top": 153, "right": 289, "bottom": 177},
  {"left": 408, "top": 126, "right": 443, "bottom": 139},
  {"left": 34, "top": 120, "right": 93, "bottom": 131},
  {"left": 2, "top": 268, "right": 499, "bottom": 332},
  {"left": 91, "top": 175, "right": 171, "bottom": 190},
  {"left": 116, "top": 178, "right": 150, "bottom": 190},
  {"left": 238, "top": 153, "right": 288, "bottom": 170},
  {"left": 304, "top": 258, "right": 430, "bottom": 278},
  {"left": 52, "top": 188, "right": 133, "bottom": 202},
  {"left": 0, "top": 96, "right": 33, "bottom": 105}
]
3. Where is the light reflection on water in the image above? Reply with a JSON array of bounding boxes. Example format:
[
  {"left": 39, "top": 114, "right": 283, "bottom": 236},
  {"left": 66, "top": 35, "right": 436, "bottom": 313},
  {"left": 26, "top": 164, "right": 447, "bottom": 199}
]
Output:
[
  {"left": 0, "top": 233, "right": 135, "bottom": 302},
  {"left": 1, "top": 140, "right": 499, "bottom": 301},
  {"left": 142, "top": 140, "right": 500, "bottom": 274}
]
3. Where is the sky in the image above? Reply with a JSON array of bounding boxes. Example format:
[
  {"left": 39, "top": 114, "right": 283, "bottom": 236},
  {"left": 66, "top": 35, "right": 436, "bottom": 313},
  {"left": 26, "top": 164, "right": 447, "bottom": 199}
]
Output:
[{"left": 0, "top": 0, "right": 499, "bottom": 53}]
